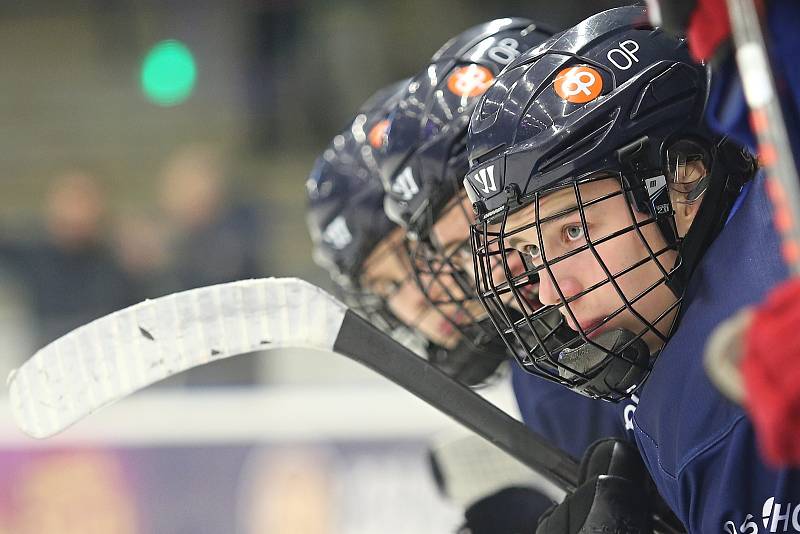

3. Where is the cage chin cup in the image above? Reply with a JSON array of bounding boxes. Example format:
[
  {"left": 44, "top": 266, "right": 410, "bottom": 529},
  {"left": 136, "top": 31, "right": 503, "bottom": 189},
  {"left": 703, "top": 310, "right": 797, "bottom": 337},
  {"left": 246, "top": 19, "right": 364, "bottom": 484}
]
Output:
[{"left": 558, "top": 329, "right": 650, "bottom": 401}]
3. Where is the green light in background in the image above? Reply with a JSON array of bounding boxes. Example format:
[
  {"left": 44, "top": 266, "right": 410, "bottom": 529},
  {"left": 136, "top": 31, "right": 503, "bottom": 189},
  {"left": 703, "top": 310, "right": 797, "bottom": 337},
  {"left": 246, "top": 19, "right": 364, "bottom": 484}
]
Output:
[{"left": 140, "top": 40, "right": 196, "bottom": 106}]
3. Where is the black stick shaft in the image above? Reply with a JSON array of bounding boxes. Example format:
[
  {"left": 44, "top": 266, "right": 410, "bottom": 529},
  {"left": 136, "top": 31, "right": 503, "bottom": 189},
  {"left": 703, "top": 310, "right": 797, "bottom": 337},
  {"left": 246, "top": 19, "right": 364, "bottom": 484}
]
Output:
[{"left": 333, "top": 309, "right": 579, "bottom": 492}]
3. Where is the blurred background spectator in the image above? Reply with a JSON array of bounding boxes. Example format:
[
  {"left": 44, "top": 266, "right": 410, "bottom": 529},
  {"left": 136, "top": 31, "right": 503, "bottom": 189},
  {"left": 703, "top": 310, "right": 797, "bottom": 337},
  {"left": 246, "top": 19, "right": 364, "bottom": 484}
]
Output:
[
  {"left": 158, "top": 143, "right": 267, "bottom": 292},
  {"left": 0, "top": 169, "right": 138, "bottom": 348}
]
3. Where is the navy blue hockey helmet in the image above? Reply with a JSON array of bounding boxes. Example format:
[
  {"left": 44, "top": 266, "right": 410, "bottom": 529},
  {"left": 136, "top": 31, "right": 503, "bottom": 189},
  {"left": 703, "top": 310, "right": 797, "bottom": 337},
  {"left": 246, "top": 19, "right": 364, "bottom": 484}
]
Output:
[
  {"left": 306, "top": 81, "right": 506, "bottom": 386},
  {"left": 306, "top": 80, "right": 411, "bottom": 331},
  {"left": 379, "top": 17, "right": 554, "bottom": 232},
  {"left": 466, "top": 6, "right": 755, "bottom": 401},
  {"left": 373, "top": 18, "right": 554, "bottom": 367}
]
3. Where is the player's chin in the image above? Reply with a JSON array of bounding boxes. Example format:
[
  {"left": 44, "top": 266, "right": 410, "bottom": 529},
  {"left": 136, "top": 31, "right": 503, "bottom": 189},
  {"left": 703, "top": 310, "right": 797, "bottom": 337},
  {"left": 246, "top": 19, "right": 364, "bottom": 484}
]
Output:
[
  {"left": 428, "top": 329, "right": 461, "bottom": 350},
  {"left": 427, "top": 314, "right": 465, "bottom": 349}
]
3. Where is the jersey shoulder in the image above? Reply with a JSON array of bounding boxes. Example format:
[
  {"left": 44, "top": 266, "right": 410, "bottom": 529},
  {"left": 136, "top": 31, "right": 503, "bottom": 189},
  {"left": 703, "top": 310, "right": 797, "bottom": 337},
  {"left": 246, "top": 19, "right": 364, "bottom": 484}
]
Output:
[{"left": 633, "top": 172, "right": 793, "bottom": 524}]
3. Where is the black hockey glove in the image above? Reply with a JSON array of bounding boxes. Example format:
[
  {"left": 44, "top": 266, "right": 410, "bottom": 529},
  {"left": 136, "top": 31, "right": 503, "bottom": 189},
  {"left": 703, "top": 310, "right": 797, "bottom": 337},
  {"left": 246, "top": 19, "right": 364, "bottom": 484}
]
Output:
[
  {"left": 457, "top": 486, "right": 554, "bottom": 534},
  {"left": 535, "top": 438, "right": 678, "bottom": 534},
  {"left": 426, "top": 432, "right": 555, "bottom": 534}
]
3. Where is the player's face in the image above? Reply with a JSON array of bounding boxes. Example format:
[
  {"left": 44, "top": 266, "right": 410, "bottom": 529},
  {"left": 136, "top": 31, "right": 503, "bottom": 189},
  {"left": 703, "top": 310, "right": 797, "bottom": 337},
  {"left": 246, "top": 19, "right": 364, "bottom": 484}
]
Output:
[
  {"left": 428, "top": 194, "right": 475, "bottom": 275},
  {"left": 361, "top": 226, "right": 463, "bottom": 349},
  {"left": 426, "top": 193, "right": 532, "bottom": 319},
  {"left": 504, "top": 177, "right": 679, "bottom": 352},
  {"left": 412, "top": 193, "right": 504, "bottom": 346}
]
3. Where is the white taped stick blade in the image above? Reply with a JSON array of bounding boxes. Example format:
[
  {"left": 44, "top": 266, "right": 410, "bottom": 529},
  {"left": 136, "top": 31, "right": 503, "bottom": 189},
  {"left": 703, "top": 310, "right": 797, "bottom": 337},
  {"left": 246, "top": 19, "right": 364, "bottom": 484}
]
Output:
[{"left": 8, "top": 278, "right": 348, "bottom": 439}]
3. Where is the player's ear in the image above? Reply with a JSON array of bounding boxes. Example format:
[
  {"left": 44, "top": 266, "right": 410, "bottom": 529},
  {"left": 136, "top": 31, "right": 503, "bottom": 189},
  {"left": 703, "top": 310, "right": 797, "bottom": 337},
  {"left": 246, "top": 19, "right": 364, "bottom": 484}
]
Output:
[{"left": 672, "top": 159, "right": 707, "bottom": 238}]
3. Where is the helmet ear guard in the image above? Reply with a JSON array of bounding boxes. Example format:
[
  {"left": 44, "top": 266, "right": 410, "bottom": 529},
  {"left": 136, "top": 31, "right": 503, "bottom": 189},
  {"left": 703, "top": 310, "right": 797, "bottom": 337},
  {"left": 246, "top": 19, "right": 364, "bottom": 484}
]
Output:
[
  {"left": 616, "top": 136, "right": 680, "bottom": 247},
  {"left": 661, "top": 135, "right": 757, "bottom": 291}
]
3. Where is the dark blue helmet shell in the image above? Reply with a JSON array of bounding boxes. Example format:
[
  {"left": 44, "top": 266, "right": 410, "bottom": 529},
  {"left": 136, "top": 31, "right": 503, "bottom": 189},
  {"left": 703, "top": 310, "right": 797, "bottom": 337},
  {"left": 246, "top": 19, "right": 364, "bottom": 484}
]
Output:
[
  {"left": 378, "top": 18, "right": 554, "bottom": 234},
  {"left": 465, "top": 6, "right": 711, "bottom": 219},
  {"left": 306, "top": 79, "right": 409, "bottom": 283}
]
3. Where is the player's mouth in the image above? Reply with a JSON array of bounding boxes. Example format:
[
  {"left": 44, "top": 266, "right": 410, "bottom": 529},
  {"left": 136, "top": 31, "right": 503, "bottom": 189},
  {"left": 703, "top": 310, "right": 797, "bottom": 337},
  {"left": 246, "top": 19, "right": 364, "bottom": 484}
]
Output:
[
  {"left": 438, "top": 318, "right": 455, "bottom": 338},
  {"left": 567, "top": 317, "right": 609, "bottom": 340},
  {"left": 519, "top": 283, "right": 540, "bottom": 307},
  {"left": 437, "top": 308, "right": 471, "bottom": 339}
]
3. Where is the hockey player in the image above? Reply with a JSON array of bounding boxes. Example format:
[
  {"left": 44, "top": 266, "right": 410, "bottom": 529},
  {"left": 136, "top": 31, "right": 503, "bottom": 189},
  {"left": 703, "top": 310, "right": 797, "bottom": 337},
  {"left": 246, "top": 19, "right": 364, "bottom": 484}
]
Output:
[
  {"left": 306, "top": 81, "right": 557, "bottom": 530},
  {"left": 377, "top": 16, "right": 629, "bottom": 461},
  {"left": 306, "top": 80, "right": 506, "bottom": 384},
  {"left": 464, "top": 5, "right": 800, "bottom": 532},
  {"left": 377, "top": 17, "right": 546, "bottom": 381}
]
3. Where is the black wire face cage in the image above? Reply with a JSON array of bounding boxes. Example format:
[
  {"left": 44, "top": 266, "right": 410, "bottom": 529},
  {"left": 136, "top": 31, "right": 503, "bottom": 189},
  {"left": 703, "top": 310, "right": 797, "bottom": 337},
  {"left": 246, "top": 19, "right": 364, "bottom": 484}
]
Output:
[
  {"left": 329, "top": 240, "right": 427, "bottom": 355},
  {"left": 334, "top": 281, "right": 401, "bottom": 333},
  {"left": 406, "top": 191, "right": 505, "bottom": 354},
  {"left": 471, "top": 167, "right": 694, "bottom": 401}
]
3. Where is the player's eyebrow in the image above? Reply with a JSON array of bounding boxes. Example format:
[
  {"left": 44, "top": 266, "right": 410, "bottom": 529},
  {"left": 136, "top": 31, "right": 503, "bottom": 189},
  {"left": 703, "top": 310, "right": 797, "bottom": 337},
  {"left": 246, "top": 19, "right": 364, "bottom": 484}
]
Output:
[{"left": 504, "top": 195, "right": 580, "bottom": 250}]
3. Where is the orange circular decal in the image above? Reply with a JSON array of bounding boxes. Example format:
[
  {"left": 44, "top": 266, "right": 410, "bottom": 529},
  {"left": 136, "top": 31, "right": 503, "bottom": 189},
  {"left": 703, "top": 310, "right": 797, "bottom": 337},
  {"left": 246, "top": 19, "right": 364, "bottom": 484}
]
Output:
[
  {"left": 368, "top": 118, "right": 390, "bottom": 149},
  {"left": 447, "top": 64, "right": 495, "bottom": 98},
  {"left": 553, "top": 65, "right": 604, "bottom": 104}
]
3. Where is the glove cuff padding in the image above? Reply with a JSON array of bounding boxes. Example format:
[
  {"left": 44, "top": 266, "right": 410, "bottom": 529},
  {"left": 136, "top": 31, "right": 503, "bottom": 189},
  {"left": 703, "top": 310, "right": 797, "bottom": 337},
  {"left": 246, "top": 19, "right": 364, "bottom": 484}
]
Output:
[{"left": 461, "top": 486, "right": 554, "bottom": 534}]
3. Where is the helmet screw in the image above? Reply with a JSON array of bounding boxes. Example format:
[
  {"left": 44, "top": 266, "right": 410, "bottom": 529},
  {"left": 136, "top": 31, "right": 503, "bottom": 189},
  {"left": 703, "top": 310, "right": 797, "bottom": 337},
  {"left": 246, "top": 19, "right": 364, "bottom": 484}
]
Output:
[{"left": 505, "top": 184, "right": 520, "bottom": 201}]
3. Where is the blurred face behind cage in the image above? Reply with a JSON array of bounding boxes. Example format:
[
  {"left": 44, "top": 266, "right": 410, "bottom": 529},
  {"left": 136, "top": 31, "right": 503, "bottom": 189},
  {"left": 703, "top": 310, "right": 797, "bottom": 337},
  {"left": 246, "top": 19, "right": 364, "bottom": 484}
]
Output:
[
  {"left": 361, "top": 226, "right": 462, "bottom": 350},
  {"left": 408, "top": 193, "right": 494, "bottom": 344}
]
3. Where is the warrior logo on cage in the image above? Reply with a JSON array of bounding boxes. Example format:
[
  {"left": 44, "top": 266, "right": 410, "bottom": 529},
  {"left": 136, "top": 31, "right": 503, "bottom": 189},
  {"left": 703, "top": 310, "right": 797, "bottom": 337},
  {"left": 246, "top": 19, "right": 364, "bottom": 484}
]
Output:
[
  {"left": 322, "top": 215, "right": 353, "bottom": 249},
  {"left": 392, "top": 167, "right": 420, "bottom": 201}
]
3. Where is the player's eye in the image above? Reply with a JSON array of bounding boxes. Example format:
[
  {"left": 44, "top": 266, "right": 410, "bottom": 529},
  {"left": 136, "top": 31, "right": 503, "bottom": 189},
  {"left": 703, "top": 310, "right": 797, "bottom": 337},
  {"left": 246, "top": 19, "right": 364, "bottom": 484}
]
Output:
[
  {"left": 564, "top": 224, "right": 584, "bottom": 242},
  {"left": 521, "top": 243, "right": 541, "bottom": 261},
  {"left": 370, "top": 279, "right": 402, "bottom": 298}
]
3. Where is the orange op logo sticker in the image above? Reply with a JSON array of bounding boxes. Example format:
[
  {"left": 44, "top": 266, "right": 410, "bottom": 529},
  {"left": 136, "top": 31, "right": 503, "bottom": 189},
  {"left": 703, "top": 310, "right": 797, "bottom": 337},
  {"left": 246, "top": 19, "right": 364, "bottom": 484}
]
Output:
[
  {"left": 447, "top": 65, "right": 495, "bottom": 98},
  {"left": 553, "top": 65, "right": 603, "bottom": 104},
  {"left": 368, "top": 118, "right": 390, "bottom": 149}
]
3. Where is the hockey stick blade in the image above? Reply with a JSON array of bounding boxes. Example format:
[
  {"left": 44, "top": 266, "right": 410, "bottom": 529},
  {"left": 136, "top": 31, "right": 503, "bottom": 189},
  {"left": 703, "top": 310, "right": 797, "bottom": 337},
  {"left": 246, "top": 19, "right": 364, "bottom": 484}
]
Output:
[
  {"left": 9, "top": 278, "right": 347, "bottom": 440},
  {"left": 8, "top": 277, "right": 579, "bottom": 492}
]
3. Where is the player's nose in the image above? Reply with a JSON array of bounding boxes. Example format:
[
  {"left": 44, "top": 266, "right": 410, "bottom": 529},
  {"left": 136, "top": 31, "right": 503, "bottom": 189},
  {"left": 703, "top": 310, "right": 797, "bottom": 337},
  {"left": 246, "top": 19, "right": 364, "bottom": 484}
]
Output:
[{"left": 537, "top": 267, "right": 582, "bottom": 307}]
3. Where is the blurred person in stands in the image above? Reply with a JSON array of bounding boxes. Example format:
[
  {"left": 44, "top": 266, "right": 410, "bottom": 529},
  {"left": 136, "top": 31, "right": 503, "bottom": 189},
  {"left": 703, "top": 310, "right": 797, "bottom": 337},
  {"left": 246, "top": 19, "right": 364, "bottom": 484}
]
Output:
[
  {"left": 0, "top": 450, "right": 140, "bottom": 534},
  {"left": 112, "top": 211, "right": 173, "bottom": 300},
  {"left": 158, "top": 144, "right": 267, "bottom": 290},
  {"left": 0, "top": 169, "right": 138, "bottom": 347}
]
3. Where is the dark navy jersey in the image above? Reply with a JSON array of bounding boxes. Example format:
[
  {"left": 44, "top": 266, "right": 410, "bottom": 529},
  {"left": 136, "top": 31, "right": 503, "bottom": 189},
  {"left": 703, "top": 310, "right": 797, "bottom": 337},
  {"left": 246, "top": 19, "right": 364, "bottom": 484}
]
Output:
[
  {"left": 633, "top": 171, "right": 800, "bottom": 533},
  {"left": 511, "top": 363, "right": 629, "bottom": 460}
]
